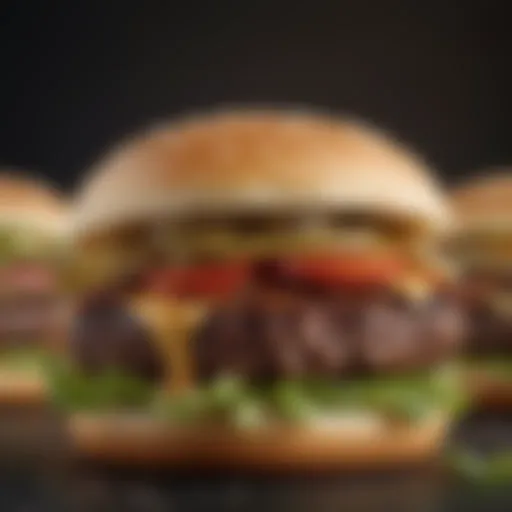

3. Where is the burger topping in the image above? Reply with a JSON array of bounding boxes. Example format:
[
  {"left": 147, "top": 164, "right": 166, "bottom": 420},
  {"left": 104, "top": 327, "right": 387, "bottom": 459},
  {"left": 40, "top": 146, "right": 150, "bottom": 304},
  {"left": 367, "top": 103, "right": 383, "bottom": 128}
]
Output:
[
  {"left": 128, "top": 296, "right": 206, "bottom": 391},
  {"left": 142, "top": 262, "right": 249, "bottom": 299},
  {"left": 122, "top": 252, "right": 442, "bottom": 301},
  {"left": 55, "top": 274, "right": 463, "bottom": 418},
  {"left": 160, "top": 225, "right": 394, "bottom": 261},
  {"left": 62, "top": 214, "right": 456, "bottom": 420},
  {"left": 155, "top": 368, "right": 464, "bottom": 428},
  {"left": 78, "top": 212, "right": 443, "bottom": 287}
]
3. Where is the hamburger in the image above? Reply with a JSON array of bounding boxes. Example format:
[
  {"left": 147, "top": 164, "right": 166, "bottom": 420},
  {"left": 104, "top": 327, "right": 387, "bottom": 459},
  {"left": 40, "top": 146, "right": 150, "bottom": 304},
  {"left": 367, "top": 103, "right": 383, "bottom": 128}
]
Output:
[
  {"left": 0, "top": 172, "right": 68, "bottom": 405},
  {"left": 56, "top": 110, "right": 465, "bottom": 470},
  {"left": 451, "top": 172, "right": 512, "bottom": 407}
]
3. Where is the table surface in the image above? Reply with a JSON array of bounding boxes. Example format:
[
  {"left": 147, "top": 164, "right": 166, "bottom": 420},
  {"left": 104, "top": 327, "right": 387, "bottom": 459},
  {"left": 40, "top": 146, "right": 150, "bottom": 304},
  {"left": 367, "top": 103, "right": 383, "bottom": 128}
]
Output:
[{"left": 0, "top": 410, "right": 511, "bottom": 512}]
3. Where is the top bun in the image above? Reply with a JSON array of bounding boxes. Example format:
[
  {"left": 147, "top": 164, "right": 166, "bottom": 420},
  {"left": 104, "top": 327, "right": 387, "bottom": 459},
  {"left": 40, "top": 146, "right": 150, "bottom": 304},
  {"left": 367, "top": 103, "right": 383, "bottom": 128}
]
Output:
[
  {"left": 451, "top": 171, "right": 512, "bottom": 233},
  {"left": 73, "top": 109, "right": 451, "bottom": 239},
  {"left": 0, "top": 172, "right": 68, "bottom": 235}
]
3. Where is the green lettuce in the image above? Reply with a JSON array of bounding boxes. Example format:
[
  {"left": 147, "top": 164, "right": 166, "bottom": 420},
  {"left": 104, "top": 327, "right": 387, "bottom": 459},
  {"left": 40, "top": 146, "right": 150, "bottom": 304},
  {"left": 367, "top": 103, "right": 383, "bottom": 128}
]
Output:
[
  {"left": 156, "top": 366, "right": 467, "bottom": 427},
  {"left": 0, "top": 347, "right": 52, "bottom": 374},
  {"left": 45, "top": 359, "right": 466, "bottom": 424},
  {"left": 45, "top": 360, "right": 155, "bottom": 412}
]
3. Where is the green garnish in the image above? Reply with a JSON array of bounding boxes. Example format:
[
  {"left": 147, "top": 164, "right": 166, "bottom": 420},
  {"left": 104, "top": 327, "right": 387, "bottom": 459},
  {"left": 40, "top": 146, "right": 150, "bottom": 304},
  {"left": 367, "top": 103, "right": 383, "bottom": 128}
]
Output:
[
  {"left": 271, "top": 381, "right": 318, "bottom": 422},
  {"left": 46, "top": 359, "right": 155, "bottom": 412},
  {"left": 0, "top": 347, "right": 52, "bottom": 373},
  {"left": 44, "top": 359, "right": 466, "bottom": 425},
  {"left": 156, "top": 367, "right": 467, "bottom": 427}
]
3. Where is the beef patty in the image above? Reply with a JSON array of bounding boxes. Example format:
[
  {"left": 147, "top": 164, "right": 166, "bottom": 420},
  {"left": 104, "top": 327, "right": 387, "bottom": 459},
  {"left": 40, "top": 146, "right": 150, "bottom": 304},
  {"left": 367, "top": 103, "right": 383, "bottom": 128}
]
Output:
[
  {"left": 193, "top": 287, "right": 464, "bottom": 380},
  {"left": 71, "top": 294, "right": 165, "bottom": 383}
]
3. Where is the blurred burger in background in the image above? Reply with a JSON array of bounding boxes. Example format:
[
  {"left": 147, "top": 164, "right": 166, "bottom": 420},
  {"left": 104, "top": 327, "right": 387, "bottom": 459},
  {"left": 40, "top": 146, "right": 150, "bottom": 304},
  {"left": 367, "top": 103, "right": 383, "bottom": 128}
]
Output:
[
  {"left": 0, "top": 172, "right": 69, "bottom": 404},
  {"left": 451, "top": 172, "right": 512, "bottom": 407},
  {"left": 57, "top": 109, "right": 465, "bottom": 469}
]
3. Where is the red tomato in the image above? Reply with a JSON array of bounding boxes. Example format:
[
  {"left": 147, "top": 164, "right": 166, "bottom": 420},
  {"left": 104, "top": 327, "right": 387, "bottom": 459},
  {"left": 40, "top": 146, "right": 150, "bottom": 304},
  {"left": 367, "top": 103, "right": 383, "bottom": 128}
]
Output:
[
  {"left": 143, "top": 263, "right": 249, "bottom": 298},
  {"left": 143, "top": 254, "right": 413, "bottom": 298},
  {"left": 273, "top": 255, "right": 409, "bottom": 288}
]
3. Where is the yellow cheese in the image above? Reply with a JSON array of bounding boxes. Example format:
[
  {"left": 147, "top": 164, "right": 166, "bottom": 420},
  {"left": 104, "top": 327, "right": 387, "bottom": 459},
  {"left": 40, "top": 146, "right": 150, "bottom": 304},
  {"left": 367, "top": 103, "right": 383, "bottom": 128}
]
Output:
[
  {"left": 393, "top": 275, "right": 433, "bottom": 303},
  {"left": 128, "top": 295, "right": 207, "bottom": 393}
]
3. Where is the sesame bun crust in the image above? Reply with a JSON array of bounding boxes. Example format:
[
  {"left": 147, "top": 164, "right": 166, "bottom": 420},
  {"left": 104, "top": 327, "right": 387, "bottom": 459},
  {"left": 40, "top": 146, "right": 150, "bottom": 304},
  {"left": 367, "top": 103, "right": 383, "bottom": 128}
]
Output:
[
  {"left": 451, "top": 171, "right": 512, "bottom": 233},
  {"left": 0, "top": 173, "right": 68, "bottom": 235},
  {"left": 73, "top": 110, "right": 450, "bottom": 240},
  {"left": 66, "top": 413, "right": 448, "bottom": 470}
]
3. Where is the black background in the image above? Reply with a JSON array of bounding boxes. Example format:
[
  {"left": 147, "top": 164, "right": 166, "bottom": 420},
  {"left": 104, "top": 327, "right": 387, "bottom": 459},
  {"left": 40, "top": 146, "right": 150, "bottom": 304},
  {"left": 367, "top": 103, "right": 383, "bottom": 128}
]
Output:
[{"left": 0, "top": 1, "right": 510, "bottom": 191}]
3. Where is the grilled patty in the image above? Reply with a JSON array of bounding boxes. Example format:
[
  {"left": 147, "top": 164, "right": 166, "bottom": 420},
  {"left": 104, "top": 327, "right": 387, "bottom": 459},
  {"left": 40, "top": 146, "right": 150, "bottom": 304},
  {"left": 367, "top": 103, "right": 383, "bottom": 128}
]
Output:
[
  {"left": 71, "top": 262, "right": 464, "bottom": 383},
  {"left": 194, "top": 287, "right": 464, "bottom": 380},
  {"left": 71, "top": 295, "right": 165, "bottom": 382}
]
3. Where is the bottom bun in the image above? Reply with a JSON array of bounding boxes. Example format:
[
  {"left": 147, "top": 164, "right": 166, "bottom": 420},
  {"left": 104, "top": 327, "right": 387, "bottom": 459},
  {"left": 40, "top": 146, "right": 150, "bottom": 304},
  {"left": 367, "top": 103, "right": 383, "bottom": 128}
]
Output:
[
  {"left": 67, "top": 413, "right": 449, "bottom": 471},
  {"left": 467, "top": 371, "right": 512, "bottom": 409},
  {"left": 0, "top": 371, "right": 46, "bottom": 406}
]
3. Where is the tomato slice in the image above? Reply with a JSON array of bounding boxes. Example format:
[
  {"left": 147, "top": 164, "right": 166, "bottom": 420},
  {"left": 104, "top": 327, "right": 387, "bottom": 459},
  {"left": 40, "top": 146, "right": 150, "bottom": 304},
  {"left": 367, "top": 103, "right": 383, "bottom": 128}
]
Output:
[
  {"left": 143, "top": 263, "right": 249, "bottom": 299},
  {"left": 259, "top": 255, "right": 409, "bottom": 288},
  {"left": 142, "top": 253, "right": 417, "bottom": 298}
]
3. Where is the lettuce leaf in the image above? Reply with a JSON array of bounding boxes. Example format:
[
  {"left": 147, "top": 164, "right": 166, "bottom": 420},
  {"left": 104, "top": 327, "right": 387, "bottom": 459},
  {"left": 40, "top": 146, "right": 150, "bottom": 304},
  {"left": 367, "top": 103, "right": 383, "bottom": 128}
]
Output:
[
  {"left": 0, "top": 347, "right": 52, "bottom": 374},
  {"left": 45, "top": 359, "right": 155, "bottom": 412},
  {"left": 45, "top": 357, "right": 466, "bottom": 423},
  {"left": 156, "top": 366, "right": 467, "bottom": 427}
]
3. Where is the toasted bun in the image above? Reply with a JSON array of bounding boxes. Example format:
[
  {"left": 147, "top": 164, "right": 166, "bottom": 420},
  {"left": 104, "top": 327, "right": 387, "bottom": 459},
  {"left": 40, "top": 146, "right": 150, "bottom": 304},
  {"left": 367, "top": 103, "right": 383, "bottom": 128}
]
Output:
[
  {"left": 451, "top": 171, "right": 512, "bottom": 234},
  {"left": 66, "top": 413, "right": 448, "bottom": 470},
  {"left": 73, "top": 109, "right": 451, "bottom": 240},
  {"left": 0, "top": 172, "right": 68, "bottom": 235}
]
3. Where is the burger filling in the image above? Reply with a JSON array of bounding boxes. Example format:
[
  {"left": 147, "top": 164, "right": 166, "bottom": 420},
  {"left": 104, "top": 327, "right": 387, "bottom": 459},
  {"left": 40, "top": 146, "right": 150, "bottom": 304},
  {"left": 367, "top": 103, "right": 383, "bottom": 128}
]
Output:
[
  {"left": 462, "top": 266, "right": 512, "bottom": 377},
  {"left": 0, "top": 225, "right": 64, "bottom": 370},
  {"left": 453, "top": 229, "right": 512, "bottom": 378},
  {"left": 54, "top": 215, "right": 465, "bottom": 425}
]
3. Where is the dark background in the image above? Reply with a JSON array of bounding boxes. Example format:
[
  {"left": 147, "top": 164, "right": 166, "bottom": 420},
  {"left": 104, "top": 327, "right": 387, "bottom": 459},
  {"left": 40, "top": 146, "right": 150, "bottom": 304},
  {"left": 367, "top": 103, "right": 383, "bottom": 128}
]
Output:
[{"left": 0, "top": 1, "right": 510, "bottom": 191}]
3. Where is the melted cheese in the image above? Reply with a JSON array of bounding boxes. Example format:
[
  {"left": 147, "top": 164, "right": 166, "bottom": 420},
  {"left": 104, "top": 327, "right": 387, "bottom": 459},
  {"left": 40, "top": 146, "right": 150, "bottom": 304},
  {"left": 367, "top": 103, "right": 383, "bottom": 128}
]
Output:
[
  {"left": 128, "top": 295, "right": 207, "bottom": 393},
  {"left": 393, "top": 275, "right": 433, "bottom": 303}
]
